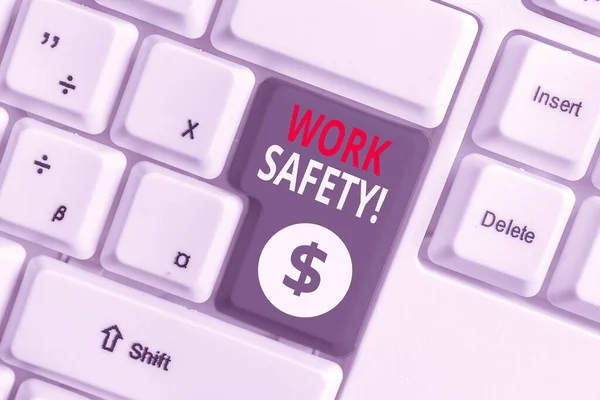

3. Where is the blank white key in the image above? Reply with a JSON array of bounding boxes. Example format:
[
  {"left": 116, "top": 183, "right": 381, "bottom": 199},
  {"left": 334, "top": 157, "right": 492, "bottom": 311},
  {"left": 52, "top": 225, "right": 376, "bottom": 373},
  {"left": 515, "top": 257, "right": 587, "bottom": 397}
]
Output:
[
  {"left": 591, "top": 155, "right": 600, "bottom": 189},
  {"left": 0, "top": 365, "right": 14, "bottom": 400},
  {"left": 590, "top": 157, "right": 600, "bottom": 190},
  {"left": 1, "top": 256, "right": 342, "bottom": 400},
  {"left": 0, "top": 107, "right": 9, "bottom": 144},
  {"left": 0, "top": 238, "right": 26, "bottom": 324},
  {"left": 547, "top": 197, "right": 600, "bottom": 321},
  {"left": 472, "top": 35, "right": 600, "bottom": 180},
  {"left": 111, "top": 36, "right": 254, "bottom": 179},
  {"left": 428, "top": 154, "right": 574, "bottom": 297},
  {"left": 0, "top": 0, "right": 138, "bottom": 134},
  {"left": 16, "top": 379, "right": 89, "bottom": 400},
  {"left": 0, "top": 119, "right": 126, "bottom": 259},
  {"left": 212, "top": 0, "right": 477, "bottom": 128},
  {"left": 0, "top": 1, "right": 16, "bottom": 46},
  {"left": 96, "top": 0, "right": 216, "bottom": 39},
  {"left": 101, "top": 162, "right": 242, "bottom": 302},
  {"left": 531, "top": 0, "right": 600, "bottom": 32}
]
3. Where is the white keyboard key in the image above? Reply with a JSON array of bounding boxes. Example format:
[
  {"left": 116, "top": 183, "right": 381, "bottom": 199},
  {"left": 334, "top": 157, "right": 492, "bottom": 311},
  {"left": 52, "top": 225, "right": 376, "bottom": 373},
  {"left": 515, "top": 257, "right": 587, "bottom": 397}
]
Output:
[
  {"left": 0, "top": 1, "right": 16, "bottom": 46},
  {"left": 590, "top": 159, "right": 600, "bottom": 190},
  {"left": 111, "top": 36, "right": 254, "bottom": 179},
  {"left": 428, "top": 154, "right": 574, "bottom": 296},
  {"left": 0, "top": 0, "right": 138, "bottom": 134},
  {"left": 531, "top": 0, "right": 600, "bottom": 32},
  {"left": 101, "top": 162, "right": 242, "bottom": 302},
  {"left": 96, "top": 0, "right": 216, "bottom": 39},
  {"left": 1, "top": 256, "right": 343, "bottom": 400},
  {"left": 0, "top": 238, "right": 25, "bottom": 324},
  {"left": 0, "top": 365, "right": 14, "bottom": 400},
  {"left": 16, "top": 379, "right": 89, "bottom": 400},
  {"left": 0, "top": 119, "right": 126, "bottom": 259},
  {"left": 0, "top": 107, "right": 8, "bottom": 144},
  {"left": 212, "top": 0, "right": 477, "bottom": 128},
  {"left": 547, "top": 197, "right": 600, "bottom": 321},
  {"left": 472, "top": 35, "right": 600, "bottom": 180}
]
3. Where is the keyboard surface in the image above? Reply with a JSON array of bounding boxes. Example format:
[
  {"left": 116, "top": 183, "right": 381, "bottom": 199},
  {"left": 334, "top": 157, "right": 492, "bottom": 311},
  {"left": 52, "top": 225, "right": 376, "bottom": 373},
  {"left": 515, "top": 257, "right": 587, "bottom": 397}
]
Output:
[{"left": 0, "top": 0, "right": 599, "bottom": 399}]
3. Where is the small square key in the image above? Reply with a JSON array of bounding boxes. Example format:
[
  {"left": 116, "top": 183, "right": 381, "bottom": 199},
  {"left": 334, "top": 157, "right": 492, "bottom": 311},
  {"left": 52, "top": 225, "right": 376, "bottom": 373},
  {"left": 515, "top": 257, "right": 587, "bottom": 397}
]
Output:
[
  {"left": 0, "top": 107, "right": 8, "bottom": 143},
  {"left": 216, "top": 79, "right": 429, "bottom": 356},
  {"left": 101, "top": 162, "right": 243, "bottom": 302},
  {"left": 472, "top": 35, "right": 600, "bottom": 180},
  {"left": 111, "top": 35, "right": 255, "bottom": 179},
  {"left": 548, "top": 197, "right": 600, "bottom": 321},
  {"left": 0, "top": 0, "right": 138, "bottom": 134},
  {"left": 0, "top": 1, "right": 17, "bottom": 46},
  {"left": 531, "top": 0, "right": 600, "bottom": 32},
  {"left": 428, "top": 154, "right": 574, "bottom": 296},
  {"left": 0, "top": 119, "right": 126, "bottom": 259},
  {"left": 0, "top": 365, "right": 13, "bottom": 400},
  {"left": 0, "top": 237, "right": 25, "bottom": 325},
  {"left": 96, "top": 0, "right": 216, "bottom": 39}
]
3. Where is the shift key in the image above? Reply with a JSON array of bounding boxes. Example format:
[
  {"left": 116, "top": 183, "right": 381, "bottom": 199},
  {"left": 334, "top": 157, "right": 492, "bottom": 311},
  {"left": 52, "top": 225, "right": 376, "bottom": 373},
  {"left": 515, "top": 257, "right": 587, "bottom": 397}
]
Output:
[
  {"left": 1, "top": 257, "right": 343, "bottom": 400},
  {"left": 217, "top": 79, "right": 430, "bottom": 356}
]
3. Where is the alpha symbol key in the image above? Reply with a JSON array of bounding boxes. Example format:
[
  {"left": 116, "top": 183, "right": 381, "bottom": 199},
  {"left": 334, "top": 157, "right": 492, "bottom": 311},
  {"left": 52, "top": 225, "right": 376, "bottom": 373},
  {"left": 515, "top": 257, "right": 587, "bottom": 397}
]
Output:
[{"left": 283, "top": 241, "right": 327, "bottom": 296}]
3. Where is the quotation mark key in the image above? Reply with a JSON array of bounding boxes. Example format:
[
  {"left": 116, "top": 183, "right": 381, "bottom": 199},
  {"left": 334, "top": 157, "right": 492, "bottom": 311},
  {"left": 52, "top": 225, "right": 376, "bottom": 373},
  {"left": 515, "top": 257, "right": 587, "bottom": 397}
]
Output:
[
  {"left": 34, "top": 155, "right": 51, "bottom": 174},
  {"left": 41, "top": 32, "right": 60, "bottom": 48}
]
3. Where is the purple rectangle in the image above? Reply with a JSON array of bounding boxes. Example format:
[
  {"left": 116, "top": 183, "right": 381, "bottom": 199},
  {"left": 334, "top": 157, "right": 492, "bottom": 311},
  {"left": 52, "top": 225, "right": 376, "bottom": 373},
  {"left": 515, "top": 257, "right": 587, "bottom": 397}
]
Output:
[{"left": 216, "top": 79, "right": 429, "bottom": 356}]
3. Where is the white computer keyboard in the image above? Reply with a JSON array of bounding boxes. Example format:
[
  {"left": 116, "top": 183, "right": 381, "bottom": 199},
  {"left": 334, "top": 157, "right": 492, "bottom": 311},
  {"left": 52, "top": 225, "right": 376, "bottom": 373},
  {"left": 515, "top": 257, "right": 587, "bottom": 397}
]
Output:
[{"left": 0, "top": 0, "right": 598, "bottom": 399}]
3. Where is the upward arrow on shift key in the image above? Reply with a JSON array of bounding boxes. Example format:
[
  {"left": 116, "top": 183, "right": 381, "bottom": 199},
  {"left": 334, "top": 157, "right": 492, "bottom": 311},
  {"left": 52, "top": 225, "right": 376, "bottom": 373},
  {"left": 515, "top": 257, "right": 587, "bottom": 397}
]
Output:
[{"left": 101, "top": 325, "right": 124, "bottom": 353}]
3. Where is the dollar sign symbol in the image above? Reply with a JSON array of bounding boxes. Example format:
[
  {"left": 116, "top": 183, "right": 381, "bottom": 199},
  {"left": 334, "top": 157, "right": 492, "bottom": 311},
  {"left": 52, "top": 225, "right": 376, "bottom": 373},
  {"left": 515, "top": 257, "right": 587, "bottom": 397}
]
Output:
[{"left": 283, "top": 241, "right": 328, "bottom": 296}]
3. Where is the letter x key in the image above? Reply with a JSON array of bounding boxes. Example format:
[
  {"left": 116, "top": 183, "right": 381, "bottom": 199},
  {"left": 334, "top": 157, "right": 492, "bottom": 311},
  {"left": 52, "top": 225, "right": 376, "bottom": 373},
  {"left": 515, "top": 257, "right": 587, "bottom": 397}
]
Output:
[{"left": 182, "top": 119, "right": 199, "bottom": 140}]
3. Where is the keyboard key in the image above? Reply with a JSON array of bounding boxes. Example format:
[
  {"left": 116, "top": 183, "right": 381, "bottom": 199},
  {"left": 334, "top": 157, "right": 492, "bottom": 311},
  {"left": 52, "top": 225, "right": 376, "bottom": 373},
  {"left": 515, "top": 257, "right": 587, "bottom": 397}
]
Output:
[
  {"left": 0, "top": 1, "right": 16, "bottom": 46},
  {"left": 111, "top": 36, "right": 254, "bottom": 179},
  {"left": 0, "top": 238, "right": 25, "bottom": 324},
  {"left": 96, "top": 0, "right": 216, "bottom": 39},
  {"left": 428, "top": 154, "right": 574, "bottom": 296},
  {"left": 0, "top": 119, "right": 126, "bottom": 259},
  {"left": 590, "top": 159, "right": 600, "bottom": 190},
  {"left": 216, "top": 79, "right": 429, "bottom": 356},
  {"left": 16, "top": 379, "right": 89, "bottom": 400},
  {"left": 101, "top": 162, "right": 243, "bottom": 302},
  {"left": 1, "top": 256, "right": 343, "bottom": 400},
  {"left": 212, "top": 0, "right": 477, "bottom": 128},
  {"left": 531, "top": 0, "right": 600, "bottom": 32},
  {"left": 472, "top": 35, "right": 600, "bottom": 180},
  {"left": 0, "top": 107, "right": 8, "bottom": 143},
  {"left": 0, "top": 365, "right": 14, "bottom": 400},
  {"left": 547, "top": 197, "right": 600, "bottom": 321},
  {"left": 0, "top": 0, "right": 138, "bottom": 134}
]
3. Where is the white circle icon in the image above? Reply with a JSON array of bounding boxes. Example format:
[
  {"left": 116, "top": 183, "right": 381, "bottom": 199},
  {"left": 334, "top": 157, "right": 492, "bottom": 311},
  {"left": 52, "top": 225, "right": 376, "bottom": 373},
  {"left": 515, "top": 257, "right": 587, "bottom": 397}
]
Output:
[{"left": 258, "top": 223, "right": 353, "bottom": 318}]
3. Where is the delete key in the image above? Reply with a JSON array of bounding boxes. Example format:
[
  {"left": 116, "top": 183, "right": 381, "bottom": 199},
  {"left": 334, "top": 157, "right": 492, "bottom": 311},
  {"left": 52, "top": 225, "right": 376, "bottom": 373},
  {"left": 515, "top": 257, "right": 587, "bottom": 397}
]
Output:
[{"left": 216, "top": 80, "right": 429, "bottom": 356}]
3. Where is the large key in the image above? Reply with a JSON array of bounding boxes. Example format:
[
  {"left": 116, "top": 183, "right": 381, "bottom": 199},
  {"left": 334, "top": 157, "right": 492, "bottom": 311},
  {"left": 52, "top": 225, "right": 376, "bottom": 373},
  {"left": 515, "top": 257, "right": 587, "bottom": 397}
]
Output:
[{"left": 216, "top": 79, "right": 429, "bottom": 356}]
